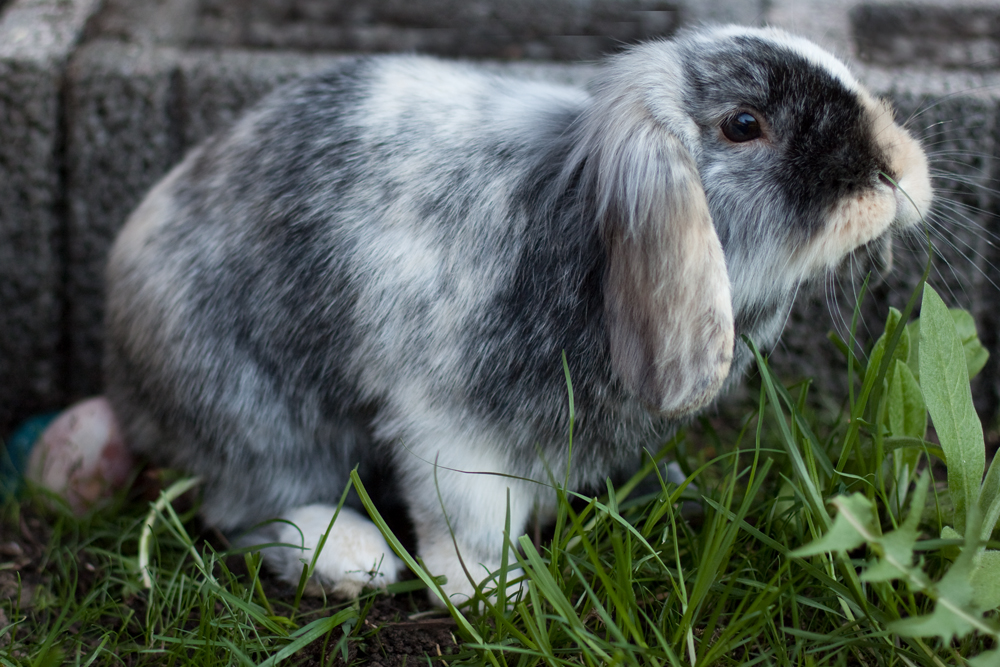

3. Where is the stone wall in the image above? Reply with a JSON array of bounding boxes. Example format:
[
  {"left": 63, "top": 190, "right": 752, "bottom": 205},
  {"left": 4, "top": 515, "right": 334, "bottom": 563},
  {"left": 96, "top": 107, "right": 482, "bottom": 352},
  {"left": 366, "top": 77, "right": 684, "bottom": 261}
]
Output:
[
  {"left": 1, "top": 0, "right": 998, "bottom": 435},
  {"left": 0, "top": 0, "right": 103, "bottom": 433}
]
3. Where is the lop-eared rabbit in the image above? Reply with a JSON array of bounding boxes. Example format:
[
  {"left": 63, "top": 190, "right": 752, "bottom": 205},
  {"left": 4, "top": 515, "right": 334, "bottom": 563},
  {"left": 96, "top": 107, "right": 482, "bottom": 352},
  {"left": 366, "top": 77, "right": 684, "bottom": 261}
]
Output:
[{"left": 105, "top": 26, "right": 932, "bottom": 602}]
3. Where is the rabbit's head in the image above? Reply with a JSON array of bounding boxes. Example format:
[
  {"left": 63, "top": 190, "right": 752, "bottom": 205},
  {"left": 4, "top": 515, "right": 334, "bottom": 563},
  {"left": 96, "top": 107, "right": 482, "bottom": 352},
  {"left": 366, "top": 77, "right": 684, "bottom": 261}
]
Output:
[{"left": 568, "top": 26, "right": 932, "bottom": 417}]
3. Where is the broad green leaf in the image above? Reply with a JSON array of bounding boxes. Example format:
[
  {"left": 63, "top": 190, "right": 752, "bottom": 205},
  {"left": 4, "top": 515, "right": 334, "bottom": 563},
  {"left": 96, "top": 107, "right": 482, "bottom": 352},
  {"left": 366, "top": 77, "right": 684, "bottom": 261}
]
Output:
[
  {"left": 968, "top": 648, "right": 1000, "bottom": 667},
  {"left": 870, "top": 308, "right": 909, "bottom": 374},
  {"left": 886, "top": 359, "right": 927, "bottom": 511},
  {"left": 886, "top": 359, "right": 926, "bottom": 439},
  {"left": 862, "top": 473, "right": 929, "bottom": 585},
  {"left": 906, "top": 320, "right": 921, "bottom": 381},
  {"left": 861, "top": 554, "right": 917, "bottom": 584},
  {"left": 792, "top": 474, "right": 999, "bottom": 646},
  {"left": 942, "top": 525, "right": 964, "bottom": 562},
  {"left": 981, "top": 454, "right": 1000, "bottom": 540},
  {"left": 906, "top": 310, "right": 989, "bottom": 382},
  {"left": 889, "top": 574, "right": 978, "bottom": 640},
  {"left": 972, "top": 550, "right": 1000, "bottom": 611},
  {"left": 889, "top": 532, "right": 997, "bottom": 642},
  {"left": 791, "top": 493, "right": 873, "bottom": 557},
  {"left": 952, "top": 309, "right": 990, "bottom": 380},
  {"left": 919, "top": 286, "right": 985, "bottom": 536}
]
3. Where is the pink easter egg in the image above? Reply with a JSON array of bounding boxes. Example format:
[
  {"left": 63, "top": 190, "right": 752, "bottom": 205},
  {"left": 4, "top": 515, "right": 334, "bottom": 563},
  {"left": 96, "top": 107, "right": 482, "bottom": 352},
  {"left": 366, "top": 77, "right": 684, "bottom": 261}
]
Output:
[{"left": 27, "top": 397, "right": 135, "bottom": 513}]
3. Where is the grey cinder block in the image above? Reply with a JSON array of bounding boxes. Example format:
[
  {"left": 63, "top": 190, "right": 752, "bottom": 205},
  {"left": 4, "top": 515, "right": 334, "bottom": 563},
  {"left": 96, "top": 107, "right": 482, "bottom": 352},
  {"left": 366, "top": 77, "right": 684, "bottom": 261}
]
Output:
[
  {"left": 0, "top": 0, "right": 102, "bottom": 434},
  {"left": 64, "top": 42, "right": 345, "bottom": 398},
  {"left": 851, "top": 3, "right": 1000, "bottom": 70},
  {"left": 64, "top": 41, "right": 184, "bottom": 399},
  {"left": 92, "top": 0, "right": 682, "bottom": 61}
]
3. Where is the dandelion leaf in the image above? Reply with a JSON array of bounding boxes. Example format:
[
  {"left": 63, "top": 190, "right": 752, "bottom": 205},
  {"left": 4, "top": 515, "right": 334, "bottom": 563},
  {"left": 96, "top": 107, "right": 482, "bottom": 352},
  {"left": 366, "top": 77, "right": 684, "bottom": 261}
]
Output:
[
  {"left": 889, "top": 549, "right": 982, "bottom": 641},
  {"left": 941, "top": 525, "right": 963, "bottom": 562},
  {"left": 886, "top": 359, "right": 926, "bottom": 439},
  {"left": 980, "top": 457, "right": 1000, "bottom": 540},
  {"left": 972, "top": 550, "right": 1000, "bottom": 611},
  {"left": 951, "top": 308, "right": 990, "bottom": 380},
  {"left": 968, "top": 647, "right": 1000, "bottom": 667},
  {"left": 905, "top": 308, "right": 987, "bottom": 383},
  {"left": 919, "top": 286, "right": 984, "bottom": 537},
  {"left": 792, "top": 494, "right": 873, "bottom": 557},
  {"left": 862, "top": 474, "right": 929, "bottom": 584},
  {"left": 893, "top": 510, "right": 1000, "bottom": 643},
  {"left": 906, "top": 320, "right": 921, "bottom": 381}
]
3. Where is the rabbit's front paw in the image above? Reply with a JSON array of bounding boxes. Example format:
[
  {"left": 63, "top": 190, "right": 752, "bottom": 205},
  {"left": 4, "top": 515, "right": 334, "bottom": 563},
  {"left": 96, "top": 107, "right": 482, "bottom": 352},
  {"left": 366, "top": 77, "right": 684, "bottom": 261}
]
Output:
[
  {"left": 266, "top": 504, "right": 403, "bottom": 598},
  {"left": 419, "top": 536, "right": 526, "bottom": 608}
]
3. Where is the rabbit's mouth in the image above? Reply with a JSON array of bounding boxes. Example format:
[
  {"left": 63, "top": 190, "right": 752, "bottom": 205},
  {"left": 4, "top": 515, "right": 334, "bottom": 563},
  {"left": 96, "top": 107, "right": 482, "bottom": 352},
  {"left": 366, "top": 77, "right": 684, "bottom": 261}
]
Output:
[
  {"left": 863, "top": 95, "right": 933, "bottom": 231},
  {"left": 785, "top": 184, "right": 898, "bottom": 281}
]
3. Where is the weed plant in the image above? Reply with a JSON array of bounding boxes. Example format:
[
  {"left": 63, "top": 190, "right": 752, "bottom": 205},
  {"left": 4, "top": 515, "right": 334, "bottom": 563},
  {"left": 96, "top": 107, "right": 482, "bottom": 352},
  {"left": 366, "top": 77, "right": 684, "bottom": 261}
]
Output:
[{"left": 2, "top": 278, "right": 1000, "bottom": 666}]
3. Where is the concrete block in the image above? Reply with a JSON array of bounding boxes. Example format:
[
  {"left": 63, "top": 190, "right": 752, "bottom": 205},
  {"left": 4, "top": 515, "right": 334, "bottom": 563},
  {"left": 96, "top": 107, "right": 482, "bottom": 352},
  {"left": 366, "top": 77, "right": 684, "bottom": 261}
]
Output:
[
  {"left": 0, "top": 0, "right": 102, "bottom": 434},
  {"left": 176, "top": 49, "right": 342, "bottom": 150},
  {"left": 852, "top": 2, "right": 1000, "bottom": 69},
  {"left": 64, "top": 41, "right": 184, "bottom": 399},
  {"left": 64, "top": 42, "right": 347, "bottom": 398},
  {"left": 92, "top": 0, "right": 683, "bottom": 61},
  {"left": 758, "top": 0, "right": 859, "bottom": 55}
]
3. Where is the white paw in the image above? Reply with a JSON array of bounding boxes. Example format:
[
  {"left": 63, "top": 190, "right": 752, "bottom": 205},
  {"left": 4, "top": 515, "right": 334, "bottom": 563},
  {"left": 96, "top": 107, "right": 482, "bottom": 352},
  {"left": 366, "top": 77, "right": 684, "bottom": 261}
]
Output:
[
  {"left": 266, "top": 504, "right": 404, "bottom": 598},
  {"left": 420, "top": 539, "right": 525, "bottom": 608}
]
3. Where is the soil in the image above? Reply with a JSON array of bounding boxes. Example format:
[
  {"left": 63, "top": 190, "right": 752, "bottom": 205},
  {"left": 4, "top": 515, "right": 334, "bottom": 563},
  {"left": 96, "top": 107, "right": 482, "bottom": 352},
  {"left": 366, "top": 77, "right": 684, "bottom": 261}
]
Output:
[{"left": 0, "top": 501, "right": 458, "bottom": 666}]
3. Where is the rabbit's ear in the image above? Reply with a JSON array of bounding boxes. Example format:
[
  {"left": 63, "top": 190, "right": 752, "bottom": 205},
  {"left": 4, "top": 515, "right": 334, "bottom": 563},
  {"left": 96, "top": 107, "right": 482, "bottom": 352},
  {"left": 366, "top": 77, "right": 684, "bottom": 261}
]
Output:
[{"left": 595, "top": 125, "right": 735, "bottom": 416}]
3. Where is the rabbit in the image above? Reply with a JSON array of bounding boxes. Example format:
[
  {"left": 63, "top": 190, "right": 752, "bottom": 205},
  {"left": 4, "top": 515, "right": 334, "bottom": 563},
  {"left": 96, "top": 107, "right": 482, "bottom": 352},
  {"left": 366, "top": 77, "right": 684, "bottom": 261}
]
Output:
[{"left": 104, "top": 25, "right": 933, "bottom": 603}]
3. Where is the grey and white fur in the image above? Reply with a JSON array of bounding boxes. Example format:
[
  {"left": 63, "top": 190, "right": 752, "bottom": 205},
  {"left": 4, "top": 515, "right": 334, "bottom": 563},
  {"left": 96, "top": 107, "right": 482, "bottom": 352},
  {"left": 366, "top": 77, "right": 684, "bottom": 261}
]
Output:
[{"left": 104, "top": 26, "right": 933, "bottom": 602}]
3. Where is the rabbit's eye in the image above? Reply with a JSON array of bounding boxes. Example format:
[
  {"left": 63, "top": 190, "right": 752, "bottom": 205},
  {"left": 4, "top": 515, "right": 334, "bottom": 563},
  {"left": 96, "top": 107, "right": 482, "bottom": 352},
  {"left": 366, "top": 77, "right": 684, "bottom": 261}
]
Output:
[{"left": 721, "top": 112, "right": 762, "bottom": 143}]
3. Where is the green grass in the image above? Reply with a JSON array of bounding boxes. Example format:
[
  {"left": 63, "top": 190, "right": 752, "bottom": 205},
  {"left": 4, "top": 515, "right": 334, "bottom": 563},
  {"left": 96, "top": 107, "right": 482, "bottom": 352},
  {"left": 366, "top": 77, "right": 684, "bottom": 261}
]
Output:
[{"left": 3, "top": 280, "right": 1000, "bottom": 666}]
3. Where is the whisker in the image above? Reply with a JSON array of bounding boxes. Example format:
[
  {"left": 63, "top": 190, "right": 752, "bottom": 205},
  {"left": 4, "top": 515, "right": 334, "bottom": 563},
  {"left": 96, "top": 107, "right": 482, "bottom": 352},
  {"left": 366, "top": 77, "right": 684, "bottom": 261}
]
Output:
[
  {"left": 899, "top": 95, "right": 945, "bottom": 130},
  {"left": 925, "top": 225, "right": 1000, "bottom": 297},
  {"left": 845, "top": 253, "right": 874, "bottom": 344},
  {"left": 925, "top": 221, "right": 1000, "bottom": 253},
  {"left": 826, "top": 268, "right": 848, "bottom": 341},
  {"left": 904, "top": 86, "right": 1000, "bottom": 126},
  {"left": 926, "top": 150, "right": 1000, "bottom": 161},
  {"left": 931, "top": 201, "right": 1000, "bottom": 237},
  {"left": 931, "top": 219, "right": 993, "bottom": 272},
  {"left": 917, "top": 129, "right": 973, "bottom": 145},
  {"left": 825, "top": 274, "right": 858, "bottom": 364},
  {"left": 927, "top": 174, "right": 998, "bottom": 190}
]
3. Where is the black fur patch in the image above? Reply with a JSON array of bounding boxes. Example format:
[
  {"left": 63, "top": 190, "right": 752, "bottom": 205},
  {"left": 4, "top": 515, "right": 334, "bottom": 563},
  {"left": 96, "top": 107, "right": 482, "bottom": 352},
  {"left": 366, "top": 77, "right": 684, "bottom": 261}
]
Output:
[{"left": 682, "top": 36, "right": 890, "bottom": 238}]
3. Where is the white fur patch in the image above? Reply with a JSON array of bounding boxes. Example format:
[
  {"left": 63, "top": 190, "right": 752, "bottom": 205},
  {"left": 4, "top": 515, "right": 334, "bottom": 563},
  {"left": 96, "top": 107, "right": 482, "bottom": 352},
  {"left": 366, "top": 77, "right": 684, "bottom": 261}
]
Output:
[
  {"left": 374, "top": 399, "right": 541, "bottom": 606},
  {"left": 265, "top": 504, "right": 403, "bottom": 599},
  {"left": 418, "top": 535, "right": 526, "bottom": 607},
  {"left": 109, "top": 164, "right": 185, "bottom": 264},
  {"left": 792, "top": 93, "right": 933, "bottom": 277},
  {"left": 861, "top": 95, "right": 933, "bottom": 226}
]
